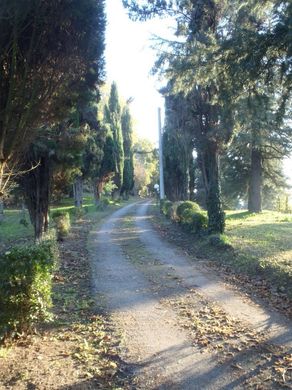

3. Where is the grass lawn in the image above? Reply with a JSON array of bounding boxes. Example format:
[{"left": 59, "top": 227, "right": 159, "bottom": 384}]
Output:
[
  {"left": 0, "top": 209, "right": 34, "bottom": 247},
  {"left": 0, "top": 195, "right": 124, "bottom": 249},
  {"left": 222, "top": 210, "right": 292, "bottom": 295},
  {"left": 152, "top": 205, "right": 292, "bottom": 302}
]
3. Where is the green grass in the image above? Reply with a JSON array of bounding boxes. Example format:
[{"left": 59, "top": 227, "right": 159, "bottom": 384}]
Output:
[
  {"left": 0, "top": 195, "right": 125, "bottom": 249},
  {"left": 154, "top": 206, "right": 292, "bottom": 298},
  {"left": 0, "top": 209, "right": 33, "bottom": 246},
  {"left": 204, "top": 210, "right": 292, "bottom": 296}
]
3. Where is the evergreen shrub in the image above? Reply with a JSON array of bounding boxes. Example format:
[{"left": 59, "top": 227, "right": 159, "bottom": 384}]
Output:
[
  {"left": 176, "top": 201, "right": 202, "bottom": 222},
  {"left": 0, "top": 240, "right": 58, "bottom": 341},
  {"left": 52, "top": 211, "right": 71, "bottom": 240},
  {"left": 161, "top": 199, "right": 173, "bottom": 218},
  {"left": 181, "top": 208, "right": 208, "bottom": 233}
]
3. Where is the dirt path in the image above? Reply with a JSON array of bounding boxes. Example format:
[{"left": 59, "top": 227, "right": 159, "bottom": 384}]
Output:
[{"left": 90, "top": 201, "right": 292, "bottom": 389}]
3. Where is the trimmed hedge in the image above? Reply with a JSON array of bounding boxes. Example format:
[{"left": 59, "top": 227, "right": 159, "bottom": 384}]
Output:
[
  {"left": 51, "top": 211, "right": 71, "bottom": 240},
  {"left": 176, "top": 201, "right": 201, "bottom": 222},
  {"left": 0, "top": 240, "right": 58, "bottom": 341},
  {"left": 160, "top": 200, "right": 208, "bottom": 234},
  {"left": 181, "top": 208, "right": 208, "bottom": 233},
  {"left": 160, "top": 199, "right": 173, "bottom": 218}
]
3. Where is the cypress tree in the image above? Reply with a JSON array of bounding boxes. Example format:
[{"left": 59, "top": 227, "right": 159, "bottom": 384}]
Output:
[
  {"left": 104, "top": 82, "right": 124, "bottom": 197},
  {"left": 121, "top": 106, "right": 134, "bottom": 199}
]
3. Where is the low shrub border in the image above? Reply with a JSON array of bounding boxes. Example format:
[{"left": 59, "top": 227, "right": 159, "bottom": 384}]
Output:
[
  {"left": 0, "top": 239, "right": 58, "bottom": 342},
  {"left": 161, "top": 199, "right": 208, "bottom": 235}
]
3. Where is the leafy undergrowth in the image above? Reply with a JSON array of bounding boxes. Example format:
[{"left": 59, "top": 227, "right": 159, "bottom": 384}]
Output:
[
  {"left": 0, "top": 202, "right": 131, "bottom": 390},
  {"left": 150, "top": 205, "right": 292, "bottom": 318},
  {"left": 162, "top": 289, "right": 292, "bottom": 389}
]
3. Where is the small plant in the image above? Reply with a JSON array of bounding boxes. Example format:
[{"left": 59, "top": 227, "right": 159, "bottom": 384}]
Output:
[
  {"left": 51, "top": 211, "right": 71, "bottom": 240},
  {"left": 160, "top": 199, "right": 173, "bottom": 218},
  {"left": 176, "top": 201, "right": 202, "bottom": 223},
  {"left": 0, "top": 240, "right": 58, "bottom": 342},
  {"left": 102, "top": 180, "right": 117, "bottom": 197},
  {"left": 181, "top": 209, "right": 208, "bottom": 233}
]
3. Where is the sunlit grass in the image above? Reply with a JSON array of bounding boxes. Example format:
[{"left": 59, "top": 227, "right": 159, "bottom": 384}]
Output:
[
  {"left": 0, "top": 209, "right": 33, "bottom": 245},
  {"left": 223, "top": 210, "right": 292, "bottom": 295}
]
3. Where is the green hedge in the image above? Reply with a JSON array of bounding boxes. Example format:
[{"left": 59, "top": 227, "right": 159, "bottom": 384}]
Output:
[
  {"left": 160, "top": 199, "right": 173, "bottom": 218},
  {"left": 159, "top": 200, "right": 208, "bottom": 234},
  {"left": 181, "top": 208, "right": 208, "bottom": 233},
  {"left": 52, "top": 211, "right": 71, "bottom": 240},
  {"left": 176, "top": 201, "right": 202, "bottom": 222},
  {"left": 0, "top": 240, "right": 58, "bottom": 341}
]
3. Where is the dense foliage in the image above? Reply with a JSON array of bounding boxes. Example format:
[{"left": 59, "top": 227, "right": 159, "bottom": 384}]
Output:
[
  {"left": 0, "top": 239, "right": 58, "bottom": 341},
  {"left": 124, "top": 0, "right": 292, "bottom": 233},
  {"left": 0, "top": 0, "right": 106, "bottom": 197}
]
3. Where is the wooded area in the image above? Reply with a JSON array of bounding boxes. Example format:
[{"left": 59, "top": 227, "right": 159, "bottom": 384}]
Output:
[{"left": 0, "top": 1, "right": 291, "bottom": 389}]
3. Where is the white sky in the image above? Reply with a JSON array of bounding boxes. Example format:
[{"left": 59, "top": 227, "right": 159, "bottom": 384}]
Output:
[{"left": 105, "top": 0, "right": 174, "bottom": 145}]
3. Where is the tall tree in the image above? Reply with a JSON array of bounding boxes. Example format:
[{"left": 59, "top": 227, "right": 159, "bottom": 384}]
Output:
[
  {"left": 124, "top": 0, "right": 291, "bottom": 228},
  {"left": 162, "top": 85, "right": 194, "bottom": 201},
  {"left": 0, "top": 0, "right": 106, "bottom": 197},
  {"left": 104, "top": 82, "right": 124, "bottom": 198},
  {"left": 121, "top": 105, "right": 134, "bottom": 199}
]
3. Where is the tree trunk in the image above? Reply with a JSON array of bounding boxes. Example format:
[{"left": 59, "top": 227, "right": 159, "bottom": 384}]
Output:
[
  {"left": 200, "top": 143, "right": 225, "bottom": 234},
  {"left": 73, "top": 176, "right": 83, "bottom": 208},
  {"left": 248, "top": 148, "right": 262, "bottom": 213},
  {"left": 189, "top": 157, "right": 196, "bottom": 201},
  {"left": 0, "top": 199, "right": 4, "bottom": 222},
  {"left": 93, "top": 178, "right": 100, "bottom": 206},
  {"left": 20, "top": 152, "right": 50, "bottom": 241},
  {"left": 111, "top": 188, "right": 120, "bottom": 201}
]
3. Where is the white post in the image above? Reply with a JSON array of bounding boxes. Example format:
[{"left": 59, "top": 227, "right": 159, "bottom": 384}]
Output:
[{"left": 158, "top": 107, "right": 165, "bottom": 200}]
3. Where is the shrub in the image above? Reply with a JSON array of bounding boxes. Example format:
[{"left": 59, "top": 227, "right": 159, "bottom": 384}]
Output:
[
  {"left": 0, "top": 240, "right": 58, "bottom": 341},
  {"left": 181, "top": 208, "right": 208, "bottom": 233},
  {"left": 51, "top": 211, "right": 71, "bottom": 240},
  {"left": 176, "top": 201, "right": 202, "bottom": 222},
  {"left": 160, "top": 199, "right": 173, "bottom": 218}
]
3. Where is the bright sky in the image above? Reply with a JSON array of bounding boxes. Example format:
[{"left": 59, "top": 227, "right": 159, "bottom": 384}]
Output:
[{"left": 105, "top": 0, "right": 174, "bottom": 145}]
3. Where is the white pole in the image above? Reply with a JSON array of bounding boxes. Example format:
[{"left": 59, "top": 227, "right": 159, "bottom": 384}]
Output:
[{"left": 158, "top": 107, "right": 165, "bottom": 200}]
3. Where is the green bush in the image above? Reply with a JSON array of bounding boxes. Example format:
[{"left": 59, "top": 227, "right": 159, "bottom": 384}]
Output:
[
  {"left": 176, "top": 201, "right": 202, "bottom": 222},
  {"left": 52, "top": 211, "right": 71, "bottom": 240},
  {"left": 181, "top": 208, "right": 208, "bottom": 233},
  {"left": 160, "top": 199, "right": 173, "bottom": 218},
  {"left": 0, "top": 240, "right": 58, "bottom": 341}
]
